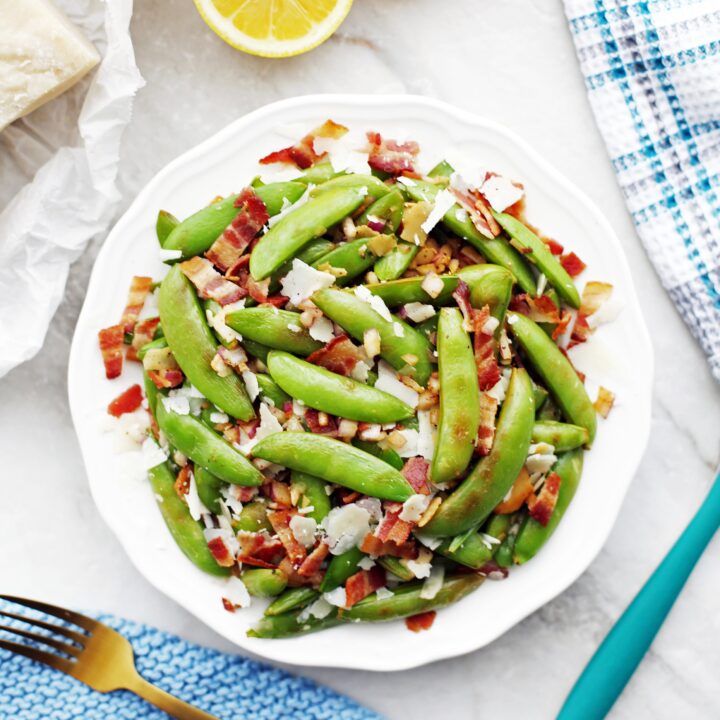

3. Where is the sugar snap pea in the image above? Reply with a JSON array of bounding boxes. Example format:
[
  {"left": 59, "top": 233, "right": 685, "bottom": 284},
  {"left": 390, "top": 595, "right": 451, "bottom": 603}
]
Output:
[
  {"left": 507, "top": 311, "right": 596, "bottom": 442},
  {"left": 309, "top": 174, "right": 390, "bottom": 200},
  {"left": 431, "top": 308, "right": 480, "bottom": 484},
  {"left": 532, "top": 421, "right": 589, "bottom": 451},
  {"left": 351, "top": 439, "right": 404, "bottom": 470},
  {"left": 493, "top": 212, "right": 581, "bottom": 308},
  {"left": 156, "top": 210, "right": 179, "bottom": 246},
  {"left": 312, "top": 237, "right": 377, "bottom": 286},
  {"left": 155, "top": 394, "right": 263, "bottom": 486},
  {"left": 255, "top": 373, "right": 290, "bottom": 409},
  {"left": 319, "top": 547, "right": 364, "bottom": 593},
  {"left": 514, "top": 449, "right": 584, "bottom": 564},
  {"left": 247, "top": 609, "right": 342, "bottom": 638},
  {"left": 159, "top": 266, "right": 254, "bottom": 420},
  {"left": 242, "top": 338, "right": 271, "bottom": 364},
  {"left": 137, "top": 336, "right": 168, "bottom": 361},
  {"left": 162, "top": 182, "right": 306, "bottom": 258},
  {"left": 313, "top": 287, "right": 433, "bottom": 386},
  {"left": 377, "top": 556, "right": 415, "bottom": 581},
  {"left": 251, "top": 433, "right": 414, "bottom": 502},
  {"left": 366, "top": 275, "right": 458, "bottom": 307},
  {"left": 225, "top": 307, "right": 323, "bottom": 356},
  {"left": 194, "top": 465, "right": 223, "bottom": 514},
  {"left": 358, "top": 189, "right": 404, "bottom": 231},
  {"left": 250, "top": 188, "right": 367, "bottom": 280},
  {"left": 148, "top": 462, "right": 229, "bottom": 576},
  {"left": 436, "top": 514, "right": 512, "bottom": 569},
  {"left": 373, "top": 242, "right": 418, "bottom": 281},
  {"left": 427, "top": 159, "right": 455, "bottom": 178},
  {"left": 265, "top": 588, "right": 319, "bottom": 617},
  {"left": 297, "top": 160, "right": 338, "bottom": 185},
  {"left": 424, "top": 368, "right": 535, "bottom": 536},
  {"left": 233, "top": 500, "right": 272, "bottom": 533},
  {"left": 267, "top": 351, "right": 413, "bottom": 423},
  {"left": 290, "top": 470, "right": 331, "bottom": 523},
  {"left": 267, "top": 238, "right": 337, "bottom": 294},
  {"left": 242, "top": 568, "right": 288, "bottom": 598}
]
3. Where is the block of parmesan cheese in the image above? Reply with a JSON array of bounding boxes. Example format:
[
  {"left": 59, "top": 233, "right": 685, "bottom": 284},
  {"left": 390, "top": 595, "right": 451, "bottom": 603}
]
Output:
[{"left": 0, "top": 0, "right": 101, "bottom": 131}]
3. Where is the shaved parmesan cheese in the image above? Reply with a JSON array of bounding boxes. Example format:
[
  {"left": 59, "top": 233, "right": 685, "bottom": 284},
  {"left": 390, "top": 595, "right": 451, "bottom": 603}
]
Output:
[
  {"left": 207, "top": 299, "right": 245, "bottom": 344},
  {"left": 375, "top": 360, "right": 419, "bottom": 408},
  {"left": 289, "top": 515, "right": 318, "bottom": 547},
  {"left": 413, "top": 530, "right": 442, "bottom": 550},
  {"left": 486, "top": 368, "right": 511, "bottom": 402},
  {"left": 323, "top": 587, "right": 347, "bottom": 608},
  {"left": 353, "top": 285, "right": 392, "bottom": 321},
  {"left": 309, "top": 315, "right": 335, "bottom": 342},
  {"left": 313, "top": 136, "right": 371, "bottom": 174},
  {"left": 267, "top": 185, "right": 311, "bottom": 226},
  {"left": 350, "top": 360, "right": 370, "bottom": 382},
  {"left": 421, "top": 273, "right": 444, "bottom": 299},
  {"left": 186, "top": 471, "right": 209, "bottom": 521},
  {"left": 298, "top": 596, "right": 333, "bottom": 622},
  {"left": 420, "top": 564, "right": 445, "bottom": 600},
  {"left": 237, "top": 403, "right": 283, "bottom": 455},
  {"left": 158, "top": 248, "right": 182, "bottom": 262},
  {"left": 209, "top": 410, "right": 229, "bottom": 424},
  {"left": 280, "top": 259, "right": 336, "bottom": 306},
  {"left": 357, "top": 556, "right": 376, "bottom": 570},
  {"left": 394, "top": 428, "right": 419, "bottom": 457},
  {"left": 481, "top": 175, "right": 524, "bottom": 212},
  {"left": 481, "top": 316, "right": 500, "bottom": 335},
  {"left": 222, "top": 576, "right": 251, "bottom": 609},
  {"left": 241, "top": 370, "right": 260, "bottom": 401},
  {"left": 407, "top": 558, "right": 432, "bottom": 579},
  {"left": 355, "top": 496, "right": 383, "bottom": 523},
  {"left": 396, "top": 176, "right": 416, "bottom": 187},
  {"left": 220, "top": 485, "right": 244, "bottom": 516},
  {"left": 162, "top": 395, "right": 190, "bottom": 415},
  {"left": 417, "top": 409, "right": 436, "bottom": 461},
  {"left": 450, "top": 168, "right": 487, "bottom": 194},
  {"left": 140, "top": 437, "right": 168, "bottom": 470},
  {"left": 403, "top": 302, "right": 436, "bottom": 323},
  {"left": 399, "top": 494, "right": 432, "bottom": 522},
  {"left": 393, "top": 322, "right": 405, "bottom": 337},
  {"left": 321, "top": 504, "right": 371, "bottom": 555},
  {"left": 375, "top": 586, "right": 394, "bottom": 600},
  {"left": 421, "top": 189, "right": 456, "bottom": 233},
  {"left": 526, "top": 443, "right": 557, "bottom": 474}
]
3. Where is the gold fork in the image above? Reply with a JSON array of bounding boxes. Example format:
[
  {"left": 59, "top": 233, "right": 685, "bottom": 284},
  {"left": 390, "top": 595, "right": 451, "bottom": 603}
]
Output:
[{"left": 0, "top": 595, "right": 218, "bottom": 720}]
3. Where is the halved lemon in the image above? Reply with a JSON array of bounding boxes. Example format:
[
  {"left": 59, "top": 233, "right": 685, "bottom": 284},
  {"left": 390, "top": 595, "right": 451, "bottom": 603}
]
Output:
[{"left": 193, "top": 0, "right": 354, "bottom": 58}]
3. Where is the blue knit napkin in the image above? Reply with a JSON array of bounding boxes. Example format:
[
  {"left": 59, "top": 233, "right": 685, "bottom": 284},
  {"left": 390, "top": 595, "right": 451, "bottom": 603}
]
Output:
[
  {"left": 0, "top": 603, "right": 382, "bottom": 720},
  {"left": 564, "top": 0, "right": 720, "bottom": 381}
]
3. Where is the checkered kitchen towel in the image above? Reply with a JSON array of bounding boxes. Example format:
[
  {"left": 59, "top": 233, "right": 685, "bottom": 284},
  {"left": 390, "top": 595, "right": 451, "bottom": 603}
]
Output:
[{"left": 565, "top": 0, "right": 720, "bottom": 381}]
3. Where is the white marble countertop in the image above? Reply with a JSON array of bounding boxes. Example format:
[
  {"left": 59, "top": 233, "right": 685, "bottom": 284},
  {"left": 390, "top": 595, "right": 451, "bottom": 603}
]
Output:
[{"left": 2, "top": 0, "right": 719, "bottom": 717}]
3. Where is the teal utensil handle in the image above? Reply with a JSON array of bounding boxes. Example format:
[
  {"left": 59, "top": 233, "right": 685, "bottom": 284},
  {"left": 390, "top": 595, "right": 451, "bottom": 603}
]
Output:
[{"left": 558, "top": 470, "right": 720, "bottom": 720}]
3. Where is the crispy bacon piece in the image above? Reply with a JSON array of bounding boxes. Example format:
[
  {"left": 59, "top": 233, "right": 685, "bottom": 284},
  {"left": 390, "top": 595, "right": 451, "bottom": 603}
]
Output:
[
  {"left": 259, "top": 119, "right": 348, "bottom": 169},
  {"left": 265, "top": 479, "right": 292, "bottom": 507},
  {"left": 401, "top": 457, "right": 431, "bottom": 495},
  {"left": 98, "top": 325, "right": 124, "bottom": 379},
  {"left": 452, "top": 279, "right": 473, "bottom": 330},
  {"left": 569, "top": 313, "right": 592, "bottom": 348},
  {"left": 376, "top": 502, "right": 414, "bottom": 545},
  {"left": 205, "top": 188, "right": 268, "bottom": 271},
  {"left": 366, "top": 131, "right": 419, "bottom": 175},
  {"left": 543, "top": 238, "right": 564, "bottom": 255},
  {"left": 360, "top": 533, "right": 418, "bottom": 559},
  {"left": 476, "top": 392, "right": 499, "bottom": 456},
  {"left": 405, "top": 611, "right": 436, "bottom": 633},
  {"left": 594, "top": 386, "right": 615, "bottom": 418},
  {"left": 509, "top": 294, "right": 561, "bottom": 324},
  {"left": 174, "top": 464, "right": 192, "bottom": 499},
  {"left": 336, "top": 488, "right": 362, "bottom": 505},
  {"left": 494, "top": 467, "right": 533, "bottom": 514},
  {"left": 552, "top": 311, "right": 572, "bottom": 341},
  {"left": 127, "top": 317, "right": 160, "bottom": 362},
  {"left": 306, "top": 335, "right": 363, "bottom": 377},
  {"left": 237, "top": 532, "right": 284, "bottom": 567},
  {"left": 267, "top": 510, "right": 307, "bottom": 567},
  {"left": 107, "top": 384, "right": 143, "bottom": 417},
  {"left": 147, "top": 369, "right": 184, "bottom": 389},
  {"left": 180, "top": 256, "right": 245, "bottom": 305},
  {"left": 450, "top": 188, "right": 500, "bottom": 239},
  {"left": 304, "top": 409, "right": 339, "bottom": 436},
  {"left": 473, "top": 306, "right": 501, "bottom": 391},
  {"left": 560, "top": 251, "right": 586, "bottom": 277},
  {"left": 297, "top": 541, "right": 330, "bottom": 577},
  {"left": 345, "top": 566, "right": 386, "bottom": 608},
  {"left": 278, "top": 556, "right": 324, "bottom": 588},
  {"left": 477, "top": 561, "right": 509, "bottom": 580},
  {"left": 207, "top": 536, "right": 237, "bottom": 568},
  {"left": 527, "top": 472, "right": 562, "bottom": 526},
  {"left": 120, "top": 276, "right": 153, "bottom": 334}
]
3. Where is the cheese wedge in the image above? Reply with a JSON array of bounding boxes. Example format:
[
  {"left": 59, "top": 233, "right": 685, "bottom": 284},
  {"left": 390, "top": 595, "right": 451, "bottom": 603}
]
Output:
[{"left": 0, "top": 0, "right": 100, "bottom": 131}]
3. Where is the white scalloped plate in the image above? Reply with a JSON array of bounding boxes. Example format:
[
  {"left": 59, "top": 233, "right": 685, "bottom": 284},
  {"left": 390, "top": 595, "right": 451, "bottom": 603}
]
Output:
[{"left": 68, "top": 95, "right": 653, "bottom": 671}]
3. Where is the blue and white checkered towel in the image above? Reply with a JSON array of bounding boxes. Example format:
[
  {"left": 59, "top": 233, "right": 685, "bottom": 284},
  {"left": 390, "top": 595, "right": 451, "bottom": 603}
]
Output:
[
  {"left": 0, "top": 606, "right": 381, "bottom": 720},
  {"left": 565, "top": 0, "right": 720, "bottom": 381}
]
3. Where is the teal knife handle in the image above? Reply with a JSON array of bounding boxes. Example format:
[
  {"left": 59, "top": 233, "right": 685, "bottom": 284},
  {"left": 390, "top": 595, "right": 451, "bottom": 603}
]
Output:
[{"left": 558, "top": 470, "right": 720, "bottom": 720}]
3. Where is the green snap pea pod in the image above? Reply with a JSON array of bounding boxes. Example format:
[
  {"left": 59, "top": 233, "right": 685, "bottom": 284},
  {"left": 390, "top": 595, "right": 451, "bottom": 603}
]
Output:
[
  {"left": 537, "top": 395, "right": 562, "bottom": 422},
  {"left": 319, "top": 547, "right": 365, "bottom": 593},
  {"left": 242, "top": 568, "right": 288, "bottom": 598},
  {"left": 351, "top": 439, "right": 404, "bottom": 470},
  {"left": 159, "top": 266, "right": 254, "bottom": 420},
  {"left": 313, "top": 287, "right": 433, "bottom": 386},
  {"left": 456, "top": 265, "right": 514, "bottom": 324},
  {"left": 533, "top": 383, "right": 549, "bottom": 411},
  {"left": 416, "top": 315, "right": 439, "bottom": 341},
  {"left": 366, "top": 275, "right": 458, "bottom": 307},
  {"left": 148, "top": 462, "right": 229, "bottom": 577},
  {"left": 493, "top": 212, "right": 580, "bottom": 308},
  {"left": 137, "top": 336, "right": 168, "bottom": 361},
  {"left": 233, "top": 500, "right": 272, "bottom": 533},
  {"left": 436, "top": 514, "right": 512, "bottom": 569},
  {"left": 155, "top": 396, "right": 263, "bottom": 486},
  {"left": 248, "top": 609, "right": 342, "bottom": 638},
  {"left": 309, "top": 174, "right": 390, "bottom": 200},
  {"left": 250, "top": 188, "right": 367, "bottom": 280},
  {"left": 494, "top": 517, "right": 521, "bottom": 568},
  {"left": 377, "top": 556, "right": 415, "bottom": 581},
  {"left": 162, "top": 182, "right": 306, "bottom": 258},
  {"left": 194, "top": 465, "right": 224, "bottom": 514},
  {"left": 252, "top": 433, "right": 414, "bottom": 502},
  {"left": 255, "top": 373, "right": 290, "bottom": 409},
  {"left": 267, "top": 351, "right": 413, "bottom": 424},
  {"left": 431, "top": 308, "right": 480, "bottom": 484},
  {"left": 143, "top": 372, "right": 159, "bottom": 416},
  {"left": 156, "top": 210, "right": 179, "bottom": 246},
  {"left": 290, "top": 470, "right": 332, "bottom": 523},
  {"left": 358, "top": 189, "right": 404, "bottom": 231},
  {"left": 297, "top": 161, "right": 338, "bottom": 185},
  {"left": 507, "top": 311, "right": 596, "bottom": 442},
  {"left": 428, "top": 159, "right": 454, "bottom": 178},
  {"left": 312, "top": 237, "right": 376, "bottom": 286},
  {"left": 424, "top": 368, "right": 535, "bottom": 536},
  {"left": 265, "top": 587, "right": 319, "bottom": 617},
  {"left": 242, "top": 338, "right": 271, "bottom": 364},
  {"left": 203, "top": 299, "right": 238, "bottom": 350},
  {"left": 403, "top": 180, "right": 537, "bottom": 295},
  {"left": 225, "top": 307, "right": 322, "bottom": 356},
  {"left": 532, "top": 420, "right": 589, "bottom": 451},
  {"left": 514, "top": 449, "right": 584, "bottom": 564},
  {"left": 373, "top": 242, "right": 419, "bottom": 281}
]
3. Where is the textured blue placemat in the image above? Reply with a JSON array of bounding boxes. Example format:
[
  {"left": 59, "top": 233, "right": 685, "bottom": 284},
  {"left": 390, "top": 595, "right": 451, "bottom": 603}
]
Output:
[
  {"left": 0, "top": 605, "right": 382, "bottom": 720},
  {"left": 565, "top": 0, "right": 720, "bottom": 380}
]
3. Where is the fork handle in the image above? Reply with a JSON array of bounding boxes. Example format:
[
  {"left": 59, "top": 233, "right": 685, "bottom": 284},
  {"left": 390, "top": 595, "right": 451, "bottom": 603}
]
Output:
[{"left": 126, "top": 674, "right": 219, "bottom": 720}]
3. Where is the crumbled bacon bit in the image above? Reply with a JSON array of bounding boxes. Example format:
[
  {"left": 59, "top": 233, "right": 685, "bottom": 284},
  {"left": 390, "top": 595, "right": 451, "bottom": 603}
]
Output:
[
  {"left": 452, "top": 279, "right": 474, "bottom": 330},
  {"left": 450, "top": 188, "right": 499, "bottom": 239},
  {"left": 560, "top": 252, "right": 586, "bottom": 277},
  {"left": 238, "top": 532, "right": 284, "bottom": 567},
  {"left": 267, "top": 510, "right": 307, "bottom": 567},
  {"left": 127, "top": 317, "right": 160, "bottom": 362},
  {"left": 306, "top": 335, "right": 364, "bottom": 377},
  {"left": 473, "top": 306, "right": 501, "bottom": 391},
  {"left": 278, "top": 556, "right": 323, "bottom": 588},
  {"left": 304, "top": 409, "right": 339, "bottom": 436},
  {"left": 552, "top": 311, "right": 572, "bottom": 341},
  {"left": 569, "top": 313, "right": 592, "bottom": 348},
  {"left": 297, "top": 541, "right": 330, "bottom": 577},
  {"left": 360, "top": 533, "right": 419, "bottom": 559},
  {"left": 344, "top": 566, "right": 386, "bottom": 608},
  {"left": 180, "top": 256, "right": 245, "bottom": 305},
  {"left": 98, "top": 325, "right": 125, "bottom": 379},
  {"left": 107, "top": 384, "right": 143, "bottom": 417},
  {"left": 267, "top": 479, "right": 292, "bottom": 507},
  {"left": 477, "top": 561, "right": 509, "bottom": 580},
  {"left": 147, "top": 369, "right": 184, "bottom": 389},
  {"left": 476, "top": 392, "right": 499, "bottom": 456},
  {"left": 174, "top": 464, "right": 192, "bottom": 499},
  {"left": 509, "top": 294, "right": 561, "bottom": 324},
  {"left": 259, "top": 119, "right": 348, "bottom": 169},
  {"left": 401, "top": 457, "right": 431, "bottom": 495},
  {"left": 120, "top": 276, "right": 153, "bottom": 334},
  {"left": 207, "top": 536, "right": 237, "bottom": 567},
  {"left": 367, "top": 131, "right": 419, "bottom": 175},
  {"left": 235, "top": 486, "right": 259, "bottom": 503},
  {"left": 222, "top": 598, "right": 237, "bottom": 613},
  {"left": 405, "top": 611, "right": 436, "bottom": 632},
  {"left": 376, "top": 502, "right": 414, "bottom": 545},
  {"left": 527, "top": 471, "right": 562, "bottom": 526},
  {"left": 594, "top": 386, "right": 615, "bottom": 418},
  {"left": 205, "top": 188, "right": 268, "bottom": 272},
  {"left": 494, "top": 467, "right": 533, "bottom": 514},
  {"left": 543, "top": 238, "right": 564, "bottom": 255},
  {"left": 336, "top": 488, "right": 362, "bottom": 505}
]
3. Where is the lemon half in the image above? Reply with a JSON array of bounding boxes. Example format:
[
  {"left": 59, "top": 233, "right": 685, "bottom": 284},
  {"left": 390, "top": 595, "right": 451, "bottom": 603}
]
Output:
[{"left": 193, "top": 0, "right": 354, "bottom": 58}]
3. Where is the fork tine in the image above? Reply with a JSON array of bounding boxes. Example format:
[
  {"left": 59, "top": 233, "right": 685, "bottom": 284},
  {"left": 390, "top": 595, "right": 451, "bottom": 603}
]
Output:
[
  {"left": 0, "top": 638, "right": 74, "bottom": 673},
  {"left": 0, "top": 610, "right": 87, "bottom": 646},
  {"left": 0, "top": 595, "right": 97, "bottom": 633},
  {"left": 0, "top": 624, "right": 82, "bottom": 657}
]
